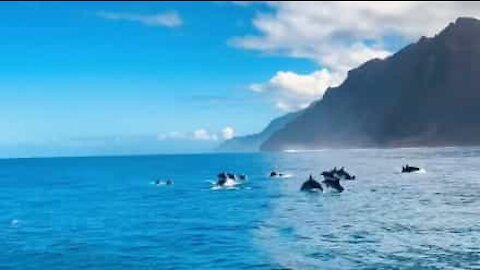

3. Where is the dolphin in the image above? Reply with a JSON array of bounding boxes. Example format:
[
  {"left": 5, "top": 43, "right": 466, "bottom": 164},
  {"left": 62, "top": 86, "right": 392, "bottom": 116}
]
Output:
[
  {"left": 270, "top": 171, "right": 286, "bottom": 178},
  {"left": 402, "top": 164, "right": 421, "bottom": 173},
  {"left": 325, "top": 167, "right": 356, "bottom": 180},
  {"left": 335, "top": 167, "right": 356, "bottom": 180},
  {"left": 300, "top": 175, "right": 323, "bottom": 192},
  {"left": 216, "top": 172, "right": 239, "bottom": 187},
  {"left": 320, "top": 172, "right": 344, "bottom": 192}
]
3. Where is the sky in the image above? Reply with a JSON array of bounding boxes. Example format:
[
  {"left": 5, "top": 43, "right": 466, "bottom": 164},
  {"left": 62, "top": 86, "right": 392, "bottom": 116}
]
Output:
[{"left": 1, "top": 1, "right": 479, "bottom": 158}]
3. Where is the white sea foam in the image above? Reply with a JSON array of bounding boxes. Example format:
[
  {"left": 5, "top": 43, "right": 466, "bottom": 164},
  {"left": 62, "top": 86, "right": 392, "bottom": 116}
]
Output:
[
  {"left": 211, "top": 185, "right": 238, "bottom": 190},
  {"left": 10, "top": 219, "right": 20, "bottom": 227},
  {"left": 283, "top": 149, "right": 326, "bottom": 153},
  {"left": 209, "top": 177, "right": 242, "bottom": 190},
  {"left": 416, "top": 168, "right": 427, "bottom": 174}
]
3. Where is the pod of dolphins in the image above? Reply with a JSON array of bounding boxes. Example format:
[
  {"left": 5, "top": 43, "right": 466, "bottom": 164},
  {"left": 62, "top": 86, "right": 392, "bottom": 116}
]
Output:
[
  {"left": 216, "top": 172, "right": 247, "bottom": 187},
  {"left": 154, "top": 179, "right": 174, "bottom": 186},
  {"left": 157, "top": 163, "right": 421, "bottom": 192},
  {"left": 213, "top": 166, "right": 357, "bottom": 193},
  {"left": 300, "top": 167, "right": 354, "bottom": 193},
  {"left": 299, "top": 164, "right": 422, "bottom": 193},
  {"left": 270, "top": 171, "right": 286, "bottom": 177}
]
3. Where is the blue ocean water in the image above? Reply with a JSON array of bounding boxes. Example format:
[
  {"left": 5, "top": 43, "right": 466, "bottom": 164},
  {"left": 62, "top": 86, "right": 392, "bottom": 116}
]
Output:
[{"left": 1, "top": 148, "right": 480, "bottom": 269}]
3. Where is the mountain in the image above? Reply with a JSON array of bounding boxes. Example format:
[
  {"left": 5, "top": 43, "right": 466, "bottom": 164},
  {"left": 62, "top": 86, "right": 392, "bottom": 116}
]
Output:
[
  {"left": 217, "top": 111, "right": 301, "bottom": 152},
  {"left": 262, "top": 17, "right": 480, "bottom": 151}
]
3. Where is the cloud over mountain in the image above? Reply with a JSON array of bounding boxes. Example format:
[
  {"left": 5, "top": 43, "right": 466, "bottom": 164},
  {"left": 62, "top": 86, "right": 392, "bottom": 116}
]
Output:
[
  {"left": 233, "top": 2, "right": 480, "bottom": 110},
  {"left": 249, "top": 69, "right": 343, "bottom": 111}
]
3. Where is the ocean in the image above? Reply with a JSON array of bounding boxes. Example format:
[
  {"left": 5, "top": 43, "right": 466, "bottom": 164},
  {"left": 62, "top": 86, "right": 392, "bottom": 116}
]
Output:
[{"left": 1, "top": 147, "right": 479, "bottom": 269}]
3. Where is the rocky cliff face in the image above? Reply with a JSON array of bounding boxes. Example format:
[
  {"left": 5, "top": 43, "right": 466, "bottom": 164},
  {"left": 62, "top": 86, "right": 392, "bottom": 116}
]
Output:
[{"left": 262, "top": 17, "right": 480, "bottom": 151}]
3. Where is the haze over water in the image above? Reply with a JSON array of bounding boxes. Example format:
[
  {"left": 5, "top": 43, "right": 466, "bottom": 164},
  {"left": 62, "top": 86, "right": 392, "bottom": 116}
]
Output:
[{"left": 1, "top": 147, "right": 479, "bottom": 269}]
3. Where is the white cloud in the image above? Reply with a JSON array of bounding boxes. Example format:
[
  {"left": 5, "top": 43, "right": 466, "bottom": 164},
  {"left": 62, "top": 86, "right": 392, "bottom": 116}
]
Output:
[
  {"left": 97, "top": 11, "right": 182, "bottom": 28},
  {"left": 233, "top": 2, "right": 480, "bottom": 64},
  {"left": 251, "top": 69, "right": 343, "bottom": 96},
  {"left": 274, "top": 100, "right": 308, "bottom": 112},
  {"left": 233, "top": 1, "right": 480, "bottom": 110},
  {"left": 193, "top": 129, "right": 218, "bottom": 141},
  {"left": 157, "top": 126, "right": 235, "bottom": 142},
  {"left": 221, "top": 126, "right": 235, "bottom": 140},
  {"left": 320, "top": 43, "right": 391, "bottom": 75},
  {"left": 250, "top": 69, "right": 344, "bottom": 111},
  {"left": 156, "top": 131, "right": 186, "bottom": 141}
]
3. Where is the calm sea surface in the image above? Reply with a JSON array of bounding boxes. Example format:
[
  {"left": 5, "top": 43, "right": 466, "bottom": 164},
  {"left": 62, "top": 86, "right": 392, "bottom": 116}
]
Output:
[{"left": 1, "top": 148, "right": 479, "bottom": 269}]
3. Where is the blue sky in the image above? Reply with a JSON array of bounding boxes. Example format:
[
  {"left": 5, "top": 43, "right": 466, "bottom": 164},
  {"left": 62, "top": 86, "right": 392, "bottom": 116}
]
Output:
[{"left": 0, "top": 1, "right": 476, "bottom": 157}]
